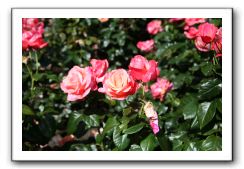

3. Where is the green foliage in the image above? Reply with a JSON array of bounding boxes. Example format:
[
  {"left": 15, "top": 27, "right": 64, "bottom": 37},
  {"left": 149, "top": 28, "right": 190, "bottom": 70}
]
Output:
[{"left": 22, "top": 18, "right": 222, "bottom": 151}]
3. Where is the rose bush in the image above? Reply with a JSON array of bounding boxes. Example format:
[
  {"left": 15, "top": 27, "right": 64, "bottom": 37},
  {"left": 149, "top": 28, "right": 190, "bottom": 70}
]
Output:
[{"left": 22, "top": 18, "right": 222, "bottom": 151}]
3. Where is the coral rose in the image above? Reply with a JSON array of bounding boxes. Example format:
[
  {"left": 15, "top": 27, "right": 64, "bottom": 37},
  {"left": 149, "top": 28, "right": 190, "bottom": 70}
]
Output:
[
  {"left": 60, "top": 66, "right": 97, "bottom": 101},
  {"left": 147, "top": 20, "right": 163, "bottom": 35},
  {"left": 198, "top": 22, "right": 218, "bottom": 43},
  {"left": 90, "top": 59, "right": 109, "bottom": 82},
  {"left": 137, "top": 39, "right": 155, "bottom": 52},
  {"left": 129, "top": 55, "right": 159, "bottom": 82},
  {"left": 143, "top": 102, "right": 159, "bottom": 134},
  {"left": 211, "top": 27, "right": 222, "bottom": 56},
  {"left": 98, "top": 69, "right": 138, "bottom": 100},
  {"left": 150, "top": 78, "right": 173, "bottom": 101},
  {"left": 184, "top": 18, "right": 206, "bottom": 30},
  {"left": 184, "top": 27, "right": 199, "bottom": 39}
]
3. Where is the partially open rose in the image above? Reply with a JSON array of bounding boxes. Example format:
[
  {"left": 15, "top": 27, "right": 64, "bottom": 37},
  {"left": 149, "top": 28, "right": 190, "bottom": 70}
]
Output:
[
  {"left": 137, "top": 39, "right": 155, "bottom": 52},
  {"left": 60, "top": 66, "right": 97, "bottom": 101},
  {"left": 150, "top": 78, "right": 173, "bottom": 101},
  {"left": 143, "top": 102, "right": 159, "bottom": 134},
  {"left": 98, "top": 69, "right": 138, "bottom": 100},
  {"left": 147, "top": 20, "right": 163, "bottom": 35}
]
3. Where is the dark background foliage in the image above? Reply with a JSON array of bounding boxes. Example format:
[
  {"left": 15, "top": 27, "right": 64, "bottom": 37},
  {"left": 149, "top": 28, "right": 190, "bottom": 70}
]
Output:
[{"left": 22, "top": 18, "right": 222, "bottom": 151}]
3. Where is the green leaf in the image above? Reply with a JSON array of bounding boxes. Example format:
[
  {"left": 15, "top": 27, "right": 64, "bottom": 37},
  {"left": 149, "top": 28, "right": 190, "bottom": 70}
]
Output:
[
  {"left": 191, "top": 116, "right": 199, "bottom": 129},
  {"left": 172, "top": 140, "right": 184, "bottom": 151},
  {"left": 123, "top": 123, "right": 145, "bottom": 135},
  {"left": 201, "top": 135, "right": 222, "bottom": 151},
  {"left": 102, "top": 116, "right": 119, "bottom": 135},
  {"left": 22, "top": 104, "right": 34, "bottom": 116},
  {"left": 113, "top": 126, "right": 130, "bottom": 150},
  {"left": 201, "top": 62, "right": 214, "bottom": 76},
  {"left": 216, "top": 98, "right": 222, "bottom": 113},
  {"left": 156, "top": 135, "right": 172, "bottom": 151},
  {"left": 198, "top": 79, "right": 221, "bottom": 100},
  {"left": 140, "top": 134, "right": 158, "bottom": 151},
  {"left": 67, "top": 113, "right": 82, "bottom": 134},
  {"left": 197, "top": 101, "right": 217, "bottom": 129},
  {"left": 83, "top": 114, "right": 100, "bottom": 128},
  {"left": 182, "top": 98, "right": 198, "bottom": 120},
  {"left": 129, "top": 144, "right": 142, "bottom": 151},
  {"left": 123, "top": 107, "right": 132, "bottom": 116}
]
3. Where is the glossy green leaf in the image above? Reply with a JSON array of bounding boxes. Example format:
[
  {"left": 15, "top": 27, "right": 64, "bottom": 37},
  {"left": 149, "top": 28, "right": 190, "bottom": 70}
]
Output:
[
  {"left": 113, "top": 126, "right": 130, "bottom": 150},
  {"left": 201, "top": 135, "right": 222, "bottom": 151},
  {"left": 123, "top": 123, "right": 145, "bottom": 135},
  {"left": 67, "top": 113, "right": 82, "bottom": 134},
  {"left": 198, "top": 79, "right": 222, "bottom": 100},
  {"left": 129, "top": 144, "right": 142, "bottom": 151},
  {"left": 140, "top": 134, "right": 158, "bottom": 151},
  {"left": 22, "top": 104, "right": 34, "bottom": 116},
  {"left": 102, "top": 116, "right": 119, "bottom": 135}
]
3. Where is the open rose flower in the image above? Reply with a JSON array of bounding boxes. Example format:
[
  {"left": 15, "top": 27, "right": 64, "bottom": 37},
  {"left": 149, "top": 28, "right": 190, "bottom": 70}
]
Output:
[
  {"left": 150, "top": 78, "right": 173, "bottom": 101},
  {"left": 22, "top": 18, "right": 48, "bottom": 50},
  {"left": 184, "top": 27, "right": 199, "bottom": 39},
  {"left": 98, "top": 18, "right": 109, "bottom": 23},
  {"left": 211, "top": 27, "right": 222, "bottom": 56},
  {"left": 98, "top": 69, "right": 138, "bottom": 100},
  {"left": 60, "top": 66, "right": 97, "bottom": 101},
  {"left": 137, "top": 39, "right": 155, "bottom": 52},
  {"left": 147, "top": 20, "right": 163, "bottom": 35},
  {"left": 195, "top": 36, "right": 211, "bottom": 52},
  {"left": 144, "top": 102, "right": 159, "bottom": 134},
  {"left": 129, "top": 55, "right": 159, "bottom": 82},
  {"left": 198, "top": 22, "right": 218, "bottom": 43},
  {"left": 90, "top": 59, "right": 109, "bottom": 82}
]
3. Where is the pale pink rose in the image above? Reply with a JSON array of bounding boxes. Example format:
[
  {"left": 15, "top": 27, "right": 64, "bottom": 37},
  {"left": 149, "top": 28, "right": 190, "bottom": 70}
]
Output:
[
  {"left": 198, "top": 22, "right": 218, "bottom": 43},
  {"left": 184, "top": 18, "right": 206, "bottom": 30},
  {"left": 195, "top": 36, "right": 211, "bottom": 52},
  {"left": 184, "top": 27, "right": 199, "bottom": 39},
  {"left": 150, "top": 78, "right": 173, "bottom": 101},
  {"left": 137, "top": 39, "right": 155, "bottom": 52},
  {"left": 90, "top": 59, "right": 109, "bottom": 82},
  {"left": 60, "top": 66, "right": 97, "bottom": 101},
  {"left": 98, "top": 69, "right": 138, "bottom": 100},
  {"left": 98, "top": 18, "right": 109, "bottom": 23},
  {"left": 143, "top": 102, "right": 159, "bottom": 134},
  {"left": 147, "top": 20, "right": 163, "bottom": 35},
  {"left": 169, "top": 18, "right": 184, "bottom": 23},
  {"left": 129, "top": 55, "right": 160, "bottom": 82}
]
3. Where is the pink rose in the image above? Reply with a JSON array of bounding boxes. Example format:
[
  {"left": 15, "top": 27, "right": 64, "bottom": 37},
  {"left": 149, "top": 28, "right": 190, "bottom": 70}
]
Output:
[
  {"left": 169, "top": 18, "right": 184, "bottom": 23},
  {"left": 90, "top": 59, "right": 109, "bottom": 82},
  {"left": 195, "top": 36, "right": 211, "bottom": 52},
  {"left": 150, "top": 78, "right": 173, "bottom": 101},
  {"left": 184, "top": 27, "right": 199, "bottom": 39},
  {"left": 198, "top": 22, "right": 218, "bottom": 43},
  {"left": 98, "top": 69, "right": 138, "bottom": 100},
  {"left": 60, "top": 66, "right": 97, "bottom": 101},
  {"left": 98, "top": 18, "right": 109, "bottom": 23},
  {"left": 136, "top": 39, "right": 155, "bottom": 52},
  {"left": 211, "top": 27, "right": 222, "bottom": 55},
  {"left": 184, "top": 18, "right": 206, "bottom": 30},
  {"left": 143, "top": 102, "right": 159, "bottom": 134},
  {"left": 129, "top": 55, "right": 160, "bottom": 82},
  {"left": 147, "top": 20, "right": 163, "bottom": 35}
]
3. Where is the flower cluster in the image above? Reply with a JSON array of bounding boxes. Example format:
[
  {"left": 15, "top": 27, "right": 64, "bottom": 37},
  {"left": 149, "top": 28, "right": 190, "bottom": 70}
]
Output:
[{"left": 22, "top": 18, "right": 48, "bottom": 50}]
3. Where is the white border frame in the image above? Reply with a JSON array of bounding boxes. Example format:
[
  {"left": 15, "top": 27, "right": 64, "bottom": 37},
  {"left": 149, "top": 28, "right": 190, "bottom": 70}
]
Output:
[{"left": 12, "top": 8, "right": 232, "bottom": 161}]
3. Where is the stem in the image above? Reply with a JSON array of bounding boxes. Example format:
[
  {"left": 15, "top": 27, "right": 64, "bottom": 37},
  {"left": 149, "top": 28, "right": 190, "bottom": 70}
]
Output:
[
  {"left": 26, "top": 64, "right": 35, "bottom": 92},
  {"left": 34, "top": 51, "right": 39, "bottom": 74}
]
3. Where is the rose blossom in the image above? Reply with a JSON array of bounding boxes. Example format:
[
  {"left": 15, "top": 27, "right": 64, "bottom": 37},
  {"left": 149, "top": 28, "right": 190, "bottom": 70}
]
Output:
[
  {"left": 198, "top": 22, "right": 218, "bottom": 43},
  {"left": 147, "top": 20, "right": 163, "bottom": 35},
  {"left": 98, "top": 69, "right": 138, "bottom": 100},
  {"left": 90, "top": 59, "right": 109, "bottom": 82},
  {"left": 129, "top": 55, "right": 160, "bottom": 82},
  {"left": 98, "top": 18, "right": 109, "bottom": 23},
  {"left": 136, "top": 39, "right": 155, "bottom": 52},
  {"left": 211, "top": 27, "right": 222, "bottom": 56},
  {"left": 184, "top": 18, "right": 206, "bottom": 30},
  {"left": 169, "top": 18, "right": 184, "bottom": 23},
  {"left": 143, "top": 102, "right": 159, "bottom": 134},
  {"left": 184, "top": 27, "right": 199, "bottom": 39},
  {"left": 195, "top": 36, "right": 211, "bottom": 52},
  {"left": 150, "top": 78, "right": 173, "bottom": 101},
  {"left": 60, "top": 66, "right": 97, "bottom": 101}
]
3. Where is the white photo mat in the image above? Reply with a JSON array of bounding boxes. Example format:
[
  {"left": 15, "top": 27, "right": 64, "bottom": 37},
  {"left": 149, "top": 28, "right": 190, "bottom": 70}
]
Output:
[{"left": 12, "top": 8, "right": 232, "bottom": 161}]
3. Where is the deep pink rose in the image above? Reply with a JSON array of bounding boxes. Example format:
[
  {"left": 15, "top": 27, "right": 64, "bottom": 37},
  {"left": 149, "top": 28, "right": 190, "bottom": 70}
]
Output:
[
  {"left": 137, "top": 39, "right": 155, "bottom": 52},
  {"left": 143, "top": 102, "right": 159, "bottom": 134},
  {"left": 184, "top": 18, "right": 206, "bottom": 30},
  {"left": 98, "top": 69, "right": 138, "bottom": 100},
  {"left": 184, "top": 27, "right": 199, "bottom": 39},
  {"left": 60, "top": 66, "right": 97, "bottom": 101},
  {"left": 22, "top": 18, "right": 48, "bottom": 50},
  {"left": 198, "top": 22, "right": 218, "bottom": 43},
  {"left": 150, "top": 78, "right": 173, "bottom": 101},
  {"left": 195, "top": 36, "right": 211, "bottom": 52},
  {"left": 129, "top": 55, "right": 160, "bottom": 82},
  {"left": 211, "top": 27, "right": 222, "bottom": 55},
  {"left": 90, "top": 59, "right": 109, "bottom": 82},
  {"left": 147, "top": 20, "right": 163, "bottom": 35}
]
